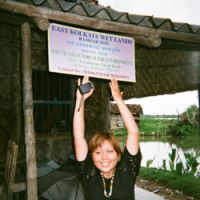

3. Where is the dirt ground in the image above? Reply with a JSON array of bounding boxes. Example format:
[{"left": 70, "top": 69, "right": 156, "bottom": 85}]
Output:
[{"left": 136, "top": 176, "right": 200, "bottom": 200}]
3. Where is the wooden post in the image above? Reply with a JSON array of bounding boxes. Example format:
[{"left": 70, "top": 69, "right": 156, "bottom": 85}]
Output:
[
  {"left": 198, "top": 84, "right": 200, "bottom": 135},
  {"left": 33, "top": 17, "right": 49, "bottom": 31},
  {"left": 21, "top": 22, "right": 38, "bottom": 200},
  {"left": 198, "top": 61, "right": 200, "bottom": 135}
]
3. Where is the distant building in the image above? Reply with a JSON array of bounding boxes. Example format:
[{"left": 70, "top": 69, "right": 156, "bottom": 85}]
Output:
[{"left": 110, "top": 103, "right": 143, "bottom": 129}]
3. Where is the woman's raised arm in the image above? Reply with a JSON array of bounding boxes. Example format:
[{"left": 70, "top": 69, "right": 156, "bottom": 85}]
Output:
[
  {"left": 109, "top": 79, "right": 139, "bottom": 155},
  {"left": 73, "top": 76, "right": 94, "bottom": 161}
]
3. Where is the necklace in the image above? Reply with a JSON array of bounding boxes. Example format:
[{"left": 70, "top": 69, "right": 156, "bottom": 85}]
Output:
[{"left": 101, "top": 169, "right": 116, "bottom": 198}]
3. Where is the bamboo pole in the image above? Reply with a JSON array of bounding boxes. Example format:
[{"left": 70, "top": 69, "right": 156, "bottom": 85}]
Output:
[
  {"left": 21, "top": 22, "right": 38, "bottom": 200},
  {"left": 198, "top": 84, "right": 200, "bottom": 135},
  {"left": 198, "top": 63, "right": 200, "bottom": 136}
]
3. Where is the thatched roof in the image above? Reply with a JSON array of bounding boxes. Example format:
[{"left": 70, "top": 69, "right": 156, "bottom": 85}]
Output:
[
  {"left": 110, "top": 103, "right": 143, "bottom": 115},
  {"left": 1, "top": 0, "right": 199, "bottom": 43},
  {"left": 0, "top": 0, "right": 199, "bottom": 98}
]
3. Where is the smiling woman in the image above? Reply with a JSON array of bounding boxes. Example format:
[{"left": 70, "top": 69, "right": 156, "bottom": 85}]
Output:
[
  {"left": 89, "top": 133, "right": 121, "bottom": 178},
  {"left": 73, "top": 77, "right": 142, "bottom": 200}
]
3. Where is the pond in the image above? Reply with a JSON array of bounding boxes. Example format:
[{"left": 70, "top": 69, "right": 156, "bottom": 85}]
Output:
[{"left": 117, "top": 134, "right": 200, "bottom": 175}]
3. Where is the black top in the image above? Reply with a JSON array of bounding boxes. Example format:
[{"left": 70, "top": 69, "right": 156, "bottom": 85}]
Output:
[{"left": 77, "top": 148, "right": 142, "bottom": 200}]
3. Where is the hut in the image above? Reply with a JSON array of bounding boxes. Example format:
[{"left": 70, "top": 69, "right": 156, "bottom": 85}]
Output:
[
  {"left": 0, "top": 0, "right": 199, "bottom": 199},
  {"left": 110, "top": 103, "right": 143, "bottom": 129}
]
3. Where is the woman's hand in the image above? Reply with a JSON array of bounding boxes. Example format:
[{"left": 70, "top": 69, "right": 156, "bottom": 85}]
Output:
[
  {"left": 73, "top": 76, "right": 92, "bottom": 160},
  {"left": 109, "top": 79, "right": 123, "bottom": 103},
  {"left": 76, "top": 76, "right": 94, "bottom": 101},
  {"left": 110, "top": 79, "right": 139, "bottom": 155}
]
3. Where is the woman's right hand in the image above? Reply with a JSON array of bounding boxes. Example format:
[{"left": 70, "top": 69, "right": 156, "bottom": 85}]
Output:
[
  {"left": 73, "top": 76, "right": 91, "bottom": 160},
  {"left": 76, "top": 76, "right": 94, "bottom": 101}
]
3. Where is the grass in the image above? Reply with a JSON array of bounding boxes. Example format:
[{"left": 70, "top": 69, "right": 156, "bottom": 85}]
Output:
[
  {"left": 113, "top": 116, "right": 177, "bottom": 136},
  {"left": 114, "top": 116, "right": 199, "bottom": 136},
  {"left": 138, "top": 116, "right": 177, "bottom": 135},
  {"left": 139, "top": 167, "right": 200, "bottom": 199},
  {"left": 113, "top": 127, "right": 127, "bottom": 136}
]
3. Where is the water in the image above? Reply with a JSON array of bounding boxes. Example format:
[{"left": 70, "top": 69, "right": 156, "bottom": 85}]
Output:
[
  {"left": 118, "top": 134, "right": 200, "bottom": 174},
  {"left": 140, "top": 135, "right": 200, "bottom": 174}
]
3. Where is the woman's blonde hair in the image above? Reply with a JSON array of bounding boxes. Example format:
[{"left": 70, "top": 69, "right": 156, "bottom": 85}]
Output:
[{"left": 88, "top": 132, "right": 122, "bottom": 157}]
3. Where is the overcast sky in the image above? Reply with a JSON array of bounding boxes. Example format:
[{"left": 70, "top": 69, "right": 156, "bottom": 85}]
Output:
[
  {"left": 125, "top": 91, "right": 199, "bottom": 115},
  {"left": 98, "top": 0, "right": 200, "bottom": 25},
  {"left": 99, "top": 0, "right": 200, "bottom": 115}
]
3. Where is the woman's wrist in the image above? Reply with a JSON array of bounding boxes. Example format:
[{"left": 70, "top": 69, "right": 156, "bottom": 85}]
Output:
[
  {"left": 114, "top": 96, "right": 123, "bottom": 104},
  {"left": 76, "top": 98, "right": 85, "bottom": 106}
]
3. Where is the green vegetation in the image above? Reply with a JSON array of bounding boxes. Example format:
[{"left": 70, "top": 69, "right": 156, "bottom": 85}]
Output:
[
  {"left": 113, "top": 117, "right": 177, "bottom": 136},
  {"left": 186, "top": 105, "right": 200, "bottom": 127},
  {"left": 138, "top": 116, "right": 176, "bottom": 135},
  {"left": 167, "top": 123, "right": 199, "bottom": 136},
  {"left": 126, "top": 104, "right": 199, "bottom": 136},
  {"left": 114, "top": 116, "right": 199, "bottom": 137},
  {"left": 167, "top": 105, "right": 199, "bottom": 136},
  {"left": 114, "top": 127, "right": 127, "bottom": 136},
  {"left": 139, "top": 167, "right": 200, "bottom": 199}
]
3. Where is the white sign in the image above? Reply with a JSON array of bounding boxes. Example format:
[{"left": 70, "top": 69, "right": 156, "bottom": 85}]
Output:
[{"left": 48, "top": 23, "right": 135, "bottom": 82}]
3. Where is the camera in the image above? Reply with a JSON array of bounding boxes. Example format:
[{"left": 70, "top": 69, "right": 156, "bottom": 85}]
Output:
[{"left": 79, "top": 82, "right": 94, "bottom": 94}]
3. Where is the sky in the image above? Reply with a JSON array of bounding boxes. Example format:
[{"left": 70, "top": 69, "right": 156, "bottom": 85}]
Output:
[
  {"left": 98, "top": 0, "right": 200, "bottom": 25},
  {"left": 125, "top": 91, "right": 199, "bottom": 115},
  {"left": 99, "top": 0, "right": 200, "bottom": 115}
]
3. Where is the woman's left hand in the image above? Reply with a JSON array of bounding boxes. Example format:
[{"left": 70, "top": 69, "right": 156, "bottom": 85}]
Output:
[{"left": 109, "top": 79, "right": 123, "bottom": 102}]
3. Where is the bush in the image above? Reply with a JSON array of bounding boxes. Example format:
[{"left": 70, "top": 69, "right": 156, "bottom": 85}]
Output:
[
  {"left": 167, "top": 119, "right": 199, "bottom": 136},
  {"left": 185, "top": 104, "right": 199, "bottom": 127},
  {"left": 166, "top": 105, "right": 199, "bottom": 136}
]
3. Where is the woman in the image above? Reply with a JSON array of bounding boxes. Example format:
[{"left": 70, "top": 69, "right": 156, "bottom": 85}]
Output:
[{"left": 73, "top": 76, "right": 141, "bottom": 200}]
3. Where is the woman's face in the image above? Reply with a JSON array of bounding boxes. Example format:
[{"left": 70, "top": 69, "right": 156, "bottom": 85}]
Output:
[{"left": 92, "top": 140, "right": 119, "bottom": 178}]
